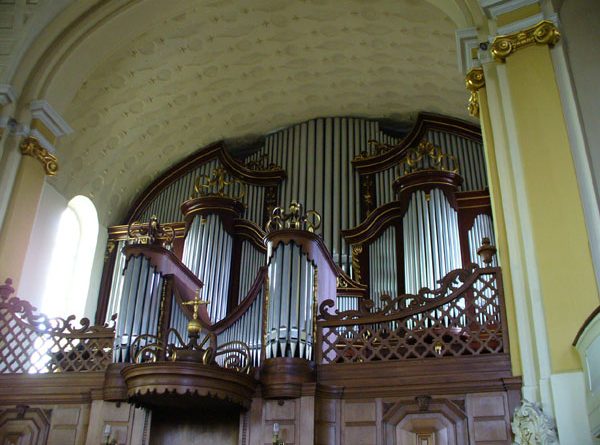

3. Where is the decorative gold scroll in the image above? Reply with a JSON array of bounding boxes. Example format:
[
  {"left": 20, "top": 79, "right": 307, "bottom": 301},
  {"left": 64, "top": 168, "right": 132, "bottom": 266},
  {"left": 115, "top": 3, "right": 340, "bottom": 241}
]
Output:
[
  {"left": 351, "top": 244, "right": 363, "bottom": 283},
  {"left": 465, "top": 67, "right": 485, "bottom": 118},
  {"left": 127, "top": 215, "right": 175, "bottom": 247},
  {"left": 354, "top": 139, "right": 401, "bottom": 161},
  {"left": 19, "top": 136, "right": 58, "bottom": 176},
  {"left": 396, "top": 140, "right": 458, "bottom": 178},
  {"left": 191, "top": 167, "right": 246, "bottom": 200},
  {"left": 265, "top": 201, "right": 321, "bottom": 233},
  {"left": 491, "top": 20, "right": 560, "bottom": 62}
]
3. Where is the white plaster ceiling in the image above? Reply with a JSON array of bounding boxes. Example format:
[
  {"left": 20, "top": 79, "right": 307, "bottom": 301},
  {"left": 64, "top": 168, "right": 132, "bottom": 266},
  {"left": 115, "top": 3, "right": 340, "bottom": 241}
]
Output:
[{"left": 52, "top": 0, "right": 471, "bottom": 226}]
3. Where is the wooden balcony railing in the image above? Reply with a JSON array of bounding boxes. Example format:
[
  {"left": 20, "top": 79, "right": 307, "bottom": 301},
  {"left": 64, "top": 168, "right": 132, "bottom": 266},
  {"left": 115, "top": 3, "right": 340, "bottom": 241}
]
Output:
[
  {"left": 316, "top": 264, "right": 508, "bottom": 364},
  {"left": 0, "top": 278, "right": 115, "bottom": 374}
]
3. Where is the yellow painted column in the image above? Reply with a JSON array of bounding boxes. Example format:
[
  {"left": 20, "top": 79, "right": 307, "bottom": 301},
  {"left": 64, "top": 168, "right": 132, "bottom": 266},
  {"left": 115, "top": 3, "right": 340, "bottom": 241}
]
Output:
[
  {"left": 467, "top": 67, "right": 522, "bottom": 376},
  {"left": 0, "top": 137, "right": 57, "bottom": 289},
  {"left": 490, "top": 21, "right": 599, "bottom": 373}
]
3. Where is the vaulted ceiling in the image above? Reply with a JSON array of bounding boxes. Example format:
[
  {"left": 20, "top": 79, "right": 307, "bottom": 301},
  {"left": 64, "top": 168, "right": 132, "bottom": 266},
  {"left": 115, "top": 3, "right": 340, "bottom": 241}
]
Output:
[{"left": 41, "top": 0, "right": 475, "bottom": 225}]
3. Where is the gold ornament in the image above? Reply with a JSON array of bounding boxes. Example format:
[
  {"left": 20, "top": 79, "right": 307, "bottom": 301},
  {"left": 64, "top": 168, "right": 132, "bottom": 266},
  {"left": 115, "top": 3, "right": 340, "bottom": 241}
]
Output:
[
  {"left": 491, "top": 20, "right": 560, "bottom": 62},
  {"left": 19, "top": 136, "right": 58, "bottom": 176},
  {"left": 465, "top": 67, "right": 485, "bottom": 118}
]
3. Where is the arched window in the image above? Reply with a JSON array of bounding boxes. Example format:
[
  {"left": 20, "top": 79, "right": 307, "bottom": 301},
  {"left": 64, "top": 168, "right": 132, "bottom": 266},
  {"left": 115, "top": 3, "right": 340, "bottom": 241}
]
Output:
[{"left": 42, "top": 195, "right": 99, "bottom": 318}]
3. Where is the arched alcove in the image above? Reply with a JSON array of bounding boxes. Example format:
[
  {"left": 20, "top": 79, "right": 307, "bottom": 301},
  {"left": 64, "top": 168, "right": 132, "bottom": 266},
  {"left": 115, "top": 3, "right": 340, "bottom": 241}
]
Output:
[
  {"left": 42, "top": 195, "right": 98, "bottom": 317},
  {"left": 383, "top": 398, "right": 468, "bottom": 445}
]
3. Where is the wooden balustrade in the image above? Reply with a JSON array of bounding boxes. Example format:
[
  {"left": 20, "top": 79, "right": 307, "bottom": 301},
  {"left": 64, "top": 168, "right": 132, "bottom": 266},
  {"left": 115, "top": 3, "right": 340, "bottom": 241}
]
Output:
[
  {"left": 316, "top": 264, "right": 507, "bottom": 364},
  {"left": 0, "top": 278, "right": 115, "bottom": 374}
]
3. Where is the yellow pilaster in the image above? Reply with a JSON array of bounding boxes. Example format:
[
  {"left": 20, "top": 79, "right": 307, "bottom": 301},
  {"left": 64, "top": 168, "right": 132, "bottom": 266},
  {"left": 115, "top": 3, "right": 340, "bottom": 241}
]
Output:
[
  {"left": 474, "top": 77, "right": 522, "bottom": 376},
  {"left": 0, "top": 137, "right": 56, "bottom": 288},
  {"left": 490, "top": 22, "right": 598, "bottom": 373}
]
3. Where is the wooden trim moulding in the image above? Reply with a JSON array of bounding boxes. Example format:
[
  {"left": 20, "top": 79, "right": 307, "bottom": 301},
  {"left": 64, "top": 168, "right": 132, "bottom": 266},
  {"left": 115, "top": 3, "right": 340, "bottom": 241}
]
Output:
[
  {"left": 573, "top": 305, "right": 600, "bottom": 346},
  {"left": 352, "top": 112, "right": 482, "bottom": 175},
  {"left": 0, "top": 372, "right": 106, "bottom": 404},
  {"left": 126, "top": 141, "right": 285, "bottom": 224},
  {"left": 317, "top": 354, "right": 515, "bottom": 399}
]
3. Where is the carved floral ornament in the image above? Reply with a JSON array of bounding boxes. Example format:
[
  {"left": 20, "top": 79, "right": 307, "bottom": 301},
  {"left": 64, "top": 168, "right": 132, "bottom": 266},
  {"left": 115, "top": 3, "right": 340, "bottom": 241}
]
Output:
[
  {"left": 465, "top": 67, "right": 485, "bottom": 118},
  {"left": 396, "top": 139, "right": 458, "bottom": 177},
  {"left": 512, "top": 400, "right": 558, "bottom": 445},
  {"left": 19, "top": 136, "right": 58, "bottom": 176},
  {"left": 191, "top": 166, "right": 246, "bottom": 201},
  {"left": 127, "top": 215, "right": 175, "bottom": 247},
  {"left": 266, "top": 201, "right": 321, "bottom": 233}
]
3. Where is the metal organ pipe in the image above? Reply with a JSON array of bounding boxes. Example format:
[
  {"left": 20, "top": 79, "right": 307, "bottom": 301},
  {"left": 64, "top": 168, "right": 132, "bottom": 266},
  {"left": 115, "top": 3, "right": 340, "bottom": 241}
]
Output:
[
  {"left": 238, "top": 241, "right": 266, "bottom": 303},
  {"left": 105, "top": 240, "right": 127, "bottom": 323},
  {"left": 253, "top": 117, "right": 403, "bottom": 274},
  {"left": 468, "top": 214, "right": 498, "bottom": 267},
  {"left": 115, "top": 255, "right": 163, "bottom": 363},
  {"left": 182, "top": 214, "right": 233, "bottom": 323},
  {"left": 368, "top": 226, "right": 398, "bottom": 310},
  {"left": 216, "top": 289, "right": 264, "bottom": 368},
  {"left": 266, "top": 243, "right": 316, "bottom": 360},
  {"left": 402, "top": 190, "right": 461, "bottom": 294}
]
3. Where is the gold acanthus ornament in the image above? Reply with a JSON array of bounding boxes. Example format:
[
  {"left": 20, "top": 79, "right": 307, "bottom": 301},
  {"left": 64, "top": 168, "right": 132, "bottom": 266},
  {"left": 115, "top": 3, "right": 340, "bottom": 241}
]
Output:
[
  {"left": 465, "top": 67, "right": 485, "bottom": 118},
  {"left": 19, "top": 136, "right": 58, "bottom": 176},
  {"left": 491, "top": 20, "right": 560, "bottom": 62},
  {"left": 265, "top": 201, "right": 321, "bottom": 233},
  {"left": 396, "top": 139, "right": 458, "bottom": 178},
  {"left": 191, "top": 166, "right": 246, "bottom": 201}
]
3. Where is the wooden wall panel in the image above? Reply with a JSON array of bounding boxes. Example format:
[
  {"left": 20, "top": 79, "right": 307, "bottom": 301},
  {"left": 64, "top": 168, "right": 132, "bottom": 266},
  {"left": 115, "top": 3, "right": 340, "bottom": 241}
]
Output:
[
  {"left": 342, "top": 401, "right": 377, "bottom": 445},
  {"left": 466, "top": 393, "right": 511, "bottom": 444}
]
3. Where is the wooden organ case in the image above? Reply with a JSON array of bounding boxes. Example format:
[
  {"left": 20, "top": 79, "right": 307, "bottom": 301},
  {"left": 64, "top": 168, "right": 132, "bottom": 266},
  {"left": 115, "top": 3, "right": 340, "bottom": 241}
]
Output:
[{"left": 0, "top": 113, "right": 520, "bottom": 445}]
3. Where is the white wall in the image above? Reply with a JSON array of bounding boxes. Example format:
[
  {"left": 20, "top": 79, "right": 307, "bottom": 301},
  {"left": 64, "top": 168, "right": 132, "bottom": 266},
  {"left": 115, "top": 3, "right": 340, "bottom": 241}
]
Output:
[
  {"left": 84, "top": 224, "right": 107, "bottom": 320},
  {"left": 19, "top": 181, "right": 107, "bottom": 322},
  {"left": 560, "top": 1, "right": 600, "bottom": 226},
  {"left": 19, "top": 181, "right": 67, "bottom": 309}
]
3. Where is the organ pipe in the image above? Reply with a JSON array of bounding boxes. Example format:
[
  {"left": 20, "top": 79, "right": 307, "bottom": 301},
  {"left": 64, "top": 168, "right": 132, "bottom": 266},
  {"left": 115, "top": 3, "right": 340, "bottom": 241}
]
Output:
[
  {"left": 115, "top": 255, "right": 164, "bottom": 363},
  {"left": 265, "top": 243, "right": 316, "bottom": 360},
  {"left": 403, "top": 190, "right": 461, "bottom": 294},
  {"left": 182, "top": 214, "right": 233, "bottom": 324},
  {"left": 469, "top": 214, "right": 498, "bottom": 267}
]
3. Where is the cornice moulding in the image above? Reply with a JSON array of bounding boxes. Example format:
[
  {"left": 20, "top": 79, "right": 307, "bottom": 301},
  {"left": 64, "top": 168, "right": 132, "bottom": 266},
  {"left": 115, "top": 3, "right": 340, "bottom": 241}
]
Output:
[
  {"left": 479, "top": 0, "right": 540, "bottom": 20},
  {"left": 30, "top": 99, "right": 73, "bottom": 138},
  {"left": 496, "top": 11, "right": 557, "bottom": 36},
  {"left": 0, "top": 84, "right": 17, "bottom": 107},
  {"left": 455, "top": 28, "right": 480, "bottom": 74}
]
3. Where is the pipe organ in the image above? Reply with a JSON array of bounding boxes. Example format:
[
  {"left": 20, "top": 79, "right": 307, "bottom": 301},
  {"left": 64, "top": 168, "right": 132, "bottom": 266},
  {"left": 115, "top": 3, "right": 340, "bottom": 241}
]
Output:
[
  {"left": 98, "top": 111, "right": 497, "bottom": 370},
  {"left": 0, "top": 113, "right": 521, "bottom": 445}
]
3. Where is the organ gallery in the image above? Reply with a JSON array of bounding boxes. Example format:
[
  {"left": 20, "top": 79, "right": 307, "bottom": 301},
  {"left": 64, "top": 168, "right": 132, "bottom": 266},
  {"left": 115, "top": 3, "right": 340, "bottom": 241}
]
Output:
[{"left": 0, "top": 1, "right": 599, "bottom": 444}]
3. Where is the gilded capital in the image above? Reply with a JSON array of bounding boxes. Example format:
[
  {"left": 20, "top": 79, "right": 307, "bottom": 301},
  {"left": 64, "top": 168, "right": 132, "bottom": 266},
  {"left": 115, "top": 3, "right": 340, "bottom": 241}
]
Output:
[
  {"left": 19, "top": 136, "right": 58, "bottom": 176},
  {"left": 491, "top": 20, "right": 560, "bottom": 62},
  {"left": 465, "top": 67, "right": 485, "bottom": 118}
]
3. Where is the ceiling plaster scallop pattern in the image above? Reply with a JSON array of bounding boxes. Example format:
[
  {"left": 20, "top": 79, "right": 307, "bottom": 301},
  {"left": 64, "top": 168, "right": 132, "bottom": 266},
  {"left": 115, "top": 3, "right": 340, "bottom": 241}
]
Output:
[{"left": 52, "top": 0, "right": 468, "bottom": 226}]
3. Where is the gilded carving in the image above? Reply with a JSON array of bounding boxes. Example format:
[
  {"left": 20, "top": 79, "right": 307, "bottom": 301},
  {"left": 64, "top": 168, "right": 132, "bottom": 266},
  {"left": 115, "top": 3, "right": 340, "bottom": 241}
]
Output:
[
  {"left": 491, "top": 20, "right": 560, "bottom": 62},
  {"left": 465, "top": 67, "right": 485, "bottom": 118},
  {"left": 104, "top": 240, "right": 116, "bottom": 262},
  {"left": 354, "top": 139, "right": 401, "bottom": 161},
  {"left": 19, "top": 136, "right": 58, "bottom": 176},
  {"left": 191, "top": 167, "right": 246, "bottom": 200},
  {"left": 396, "top": 139, "right": 458, "bottom": 178},
  {"left": 243, "top": 154, "right": 279, "bottom": 171},
  {"left": 351, "top": 244, "right": 363, "bottom": 283},
  {"left": 265, "top": 201, "right": 321, "bottom": 233},
  {"left": 127, "top": 215, "right": 175, "bottom": 248}
]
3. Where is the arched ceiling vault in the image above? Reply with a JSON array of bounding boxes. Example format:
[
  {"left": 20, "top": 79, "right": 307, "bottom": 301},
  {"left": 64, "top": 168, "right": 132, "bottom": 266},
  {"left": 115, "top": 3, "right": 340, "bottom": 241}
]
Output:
[{"left": 13, "top": 0, "right": 482, "bottom": 226}]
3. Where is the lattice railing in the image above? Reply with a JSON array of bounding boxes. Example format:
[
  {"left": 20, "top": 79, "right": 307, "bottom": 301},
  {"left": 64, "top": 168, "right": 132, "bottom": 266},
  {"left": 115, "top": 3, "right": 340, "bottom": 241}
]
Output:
[
  {"left": 0, "top": 278, "right": 116, "bottom": 374},
  {"left": 316, "top": 265, "right": 507, "bottom": 364}
]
